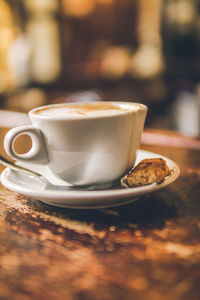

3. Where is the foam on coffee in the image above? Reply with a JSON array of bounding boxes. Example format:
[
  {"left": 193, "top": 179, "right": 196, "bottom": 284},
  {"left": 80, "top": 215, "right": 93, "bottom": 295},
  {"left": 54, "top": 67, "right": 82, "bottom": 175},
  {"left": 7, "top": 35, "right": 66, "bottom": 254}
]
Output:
[{"left": 35, "top": 102, "right": 142, "bottom": 118}]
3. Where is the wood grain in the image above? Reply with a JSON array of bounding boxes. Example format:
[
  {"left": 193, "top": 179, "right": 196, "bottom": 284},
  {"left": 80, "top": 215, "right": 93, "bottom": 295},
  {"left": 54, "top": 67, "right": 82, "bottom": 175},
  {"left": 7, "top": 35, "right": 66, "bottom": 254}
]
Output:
[{"left": 0, "top": 127, "right": 200, "bottom": 300}]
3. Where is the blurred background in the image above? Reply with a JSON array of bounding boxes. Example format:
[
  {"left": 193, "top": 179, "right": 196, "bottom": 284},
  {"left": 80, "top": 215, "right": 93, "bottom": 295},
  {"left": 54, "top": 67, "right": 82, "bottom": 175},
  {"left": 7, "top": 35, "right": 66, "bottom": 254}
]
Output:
[{"left": 1, "top": 0, "right": 200, "bottom": 137}]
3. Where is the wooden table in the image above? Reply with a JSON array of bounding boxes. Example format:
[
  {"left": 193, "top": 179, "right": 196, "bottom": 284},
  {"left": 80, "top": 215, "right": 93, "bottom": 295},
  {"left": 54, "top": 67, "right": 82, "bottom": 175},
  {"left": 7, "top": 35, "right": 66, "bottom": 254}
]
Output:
[{"left": 0, "top": 113, "right": 200, "bottom": 300}]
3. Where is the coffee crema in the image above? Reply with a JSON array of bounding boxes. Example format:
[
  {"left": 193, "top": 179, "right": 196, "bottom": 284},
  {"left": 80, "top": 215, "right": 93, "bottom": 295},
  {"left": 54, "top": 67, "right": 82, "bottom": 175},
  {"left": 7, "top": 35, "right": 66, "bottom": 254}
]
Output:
[{"left": 34, "top": 102, "right": 142, "bottom": 118}]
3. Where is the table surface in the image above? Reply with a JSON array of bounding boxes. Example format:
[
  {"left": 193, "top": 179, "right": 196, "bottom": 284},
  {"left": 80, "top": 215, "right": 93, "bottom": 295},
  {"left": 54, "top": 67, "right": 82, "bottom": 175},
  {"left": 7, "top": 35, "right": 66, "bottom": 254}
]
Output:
[{"left": 0, "top": 116, "right": 200, "bottom": 300}]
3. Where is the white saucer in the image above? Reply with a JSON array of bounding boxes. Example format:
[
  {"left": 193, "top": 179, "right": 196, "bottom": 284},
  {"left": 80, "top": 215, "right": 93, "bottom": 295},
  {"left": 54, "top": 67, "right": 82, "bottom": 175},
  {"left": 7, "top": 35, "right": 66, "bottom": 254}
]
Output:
[{"left": 0, "top": 150, "right": 180, "bottom": 209}]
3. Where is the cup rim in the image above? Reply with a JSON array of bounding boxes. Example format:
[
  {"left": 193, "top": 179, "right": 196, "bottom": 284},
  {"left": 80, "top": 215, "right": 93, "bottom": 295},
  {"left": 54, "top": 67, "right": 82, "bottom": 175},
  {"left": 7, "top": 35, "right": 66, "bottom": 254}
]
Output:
[{"left": 29, "top": 101, "right": 148, "bottom": 120}]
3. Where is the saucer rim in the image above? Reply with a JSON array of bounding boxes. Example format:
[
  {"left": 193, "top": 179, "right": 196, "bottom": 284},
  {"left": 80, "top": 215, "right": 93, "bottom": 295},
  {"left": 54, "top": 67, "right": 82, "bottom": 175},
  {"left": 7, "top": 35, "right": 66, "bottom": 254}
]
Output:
[{"left": 0, "top": 150, "right": 180, "bottom": 209}]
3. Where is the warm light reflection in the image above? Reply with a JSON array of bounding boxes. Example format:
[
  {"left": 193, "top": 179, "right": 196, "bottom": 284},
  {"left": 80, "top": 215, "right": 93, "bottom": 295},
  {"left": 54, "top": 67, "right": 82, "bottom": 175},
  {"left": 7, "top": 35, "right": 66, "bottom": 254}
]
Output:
[
  {"left": 23, "top": 0, "right": 58, "bottom": 12},
  {"left": 62, "top": 0, "right": 95, "bottom": 17},
  {"left": 166, "top": 0, "right": 196, "bottom": 28},
  {"left": 96, "top": 0, "right": 113, "bottom": 5},
  {"left": 0, "top": 0, "right": 16, "bottom": 92},
  {"left": 100, "top": 47, "right": 131, "bottom": 80},
  {"left": 27, "top": 16, "right": 61, "bottom": 83},
  {"left": 129, "top": 44, "right": 164, "bottom": 79}
]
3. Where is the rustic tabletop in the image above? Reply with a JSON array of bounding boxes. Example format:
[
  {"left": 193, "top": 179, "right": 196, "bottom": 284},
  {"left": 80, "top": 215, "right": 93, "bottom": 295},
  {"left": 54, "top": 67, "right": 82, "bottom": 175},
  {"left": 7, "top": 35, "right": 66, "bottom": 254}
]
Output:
[{"left": 0, "top": 112, "right": 200, "bottom": 300}]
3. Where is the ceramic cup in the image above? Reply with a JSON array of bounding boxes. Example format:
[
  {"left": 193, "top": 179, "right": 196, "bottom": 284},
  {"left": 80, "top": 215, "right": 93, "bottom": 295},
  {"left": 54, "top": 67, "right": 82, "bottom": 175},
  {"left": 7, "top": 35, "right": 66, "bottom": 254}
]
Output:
[{"left": 4, "top": 101, "right": 147, "bottom": 186}]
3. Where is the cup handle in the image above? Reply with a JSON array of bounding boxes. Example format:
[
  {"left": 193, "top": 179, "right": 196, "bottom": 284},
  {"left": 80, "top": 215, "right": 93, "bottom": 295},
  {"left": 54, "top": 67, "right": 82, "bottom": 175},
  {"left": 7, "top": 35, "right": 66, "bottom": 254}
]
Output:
[{"left": 4, "top": 125, "right": 48, "bottom": 164}]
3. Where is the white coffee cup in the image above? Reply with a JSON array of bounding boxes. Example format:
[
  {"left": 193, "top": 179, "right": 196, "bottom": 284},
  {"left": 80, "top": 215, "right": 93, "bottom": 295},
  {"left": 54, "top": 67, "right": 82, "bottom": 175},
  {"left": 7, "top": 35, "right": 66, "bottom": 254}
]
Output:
[{"left": 4, "top": 101, "right": 147, "bottom": 186}]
